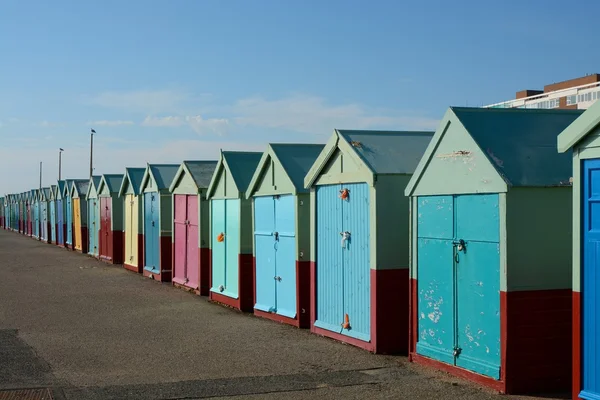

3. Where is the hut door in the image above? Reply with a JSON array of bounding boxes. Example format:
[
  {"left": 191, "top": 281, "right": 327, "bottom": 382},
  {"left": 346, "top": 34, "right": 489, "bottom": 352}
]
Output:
[
  {"left": 50, "top": 201, "right": 56, "bottom": 241},
  {"left": 186, "top": 196, "right": 199, "bottom": 288},
  {"left": 57, "top": 200, "right": 64, "bottom": 245},
  {"left": 41, "top": 202, "right": 47, "bottom": 240},
  {"left": 340, "top": 183, "right": 371, "bottom": 341},
  {"left": 315, "top": 184, "right": 344, "bottom": 334},
  {"left": 211, "top": 199, "right": 227, "bottom": 293},
  {"left": 66, "top": 197, "right": 72, "bottom": 245},
  {"left": 144, "top": 193, "right": 159, "bottom": 272},
  {"left": 454, "top": 194, "right": 500, "bottom": 379},
  {"left": 89, "top": 201, "right": 98, "bottom": 255},
  {"left": 125, "top": 195, "right": 137, "bottom": 265},
  {"left": 225, "top": 199, "right": 241, "bottom": 298},
  {"left": 100, "top": 198, "right": 112, "bottom": 259},
  {"left": 254, "top": 196, "right": 277, "bottom": 313},
  {"left": 416, "top": 194, "right": 500, "bottom": 379},
  {"left": 582, "top": 159, "right": 600, "bottom": 398},
  {"left": 275, "top": 194, "right": 297, "bottom": 318},
  {"left": 173, "top": 195, "right": 188, "bottom": 284},
  {"left": 74, "top": 199, "right": 82, "bottom": 250}
]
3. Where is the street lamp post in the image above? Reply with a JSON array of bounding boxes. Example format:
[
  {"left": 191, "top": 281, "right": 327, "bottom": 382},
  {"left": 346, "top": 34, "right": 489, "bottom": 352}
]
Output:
[
  {"left": 58, "top": 148, "right": 64, "bottom": 180},
  {"left": 90, "top": 129, "right": 95, "bottom": 179}
]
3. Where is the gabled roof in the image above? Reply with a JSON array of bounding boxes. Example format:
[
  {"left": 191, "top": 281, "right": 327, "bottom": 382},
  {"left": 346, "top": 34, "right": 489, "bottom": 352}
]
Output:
[
  {"left": 85, "top": 176, "right": 102, "bottom": 199},
  {"left": 305, "top": 129, "right": 434, "bottom": 188},
  {"left": 63, "top": 179, "right": 73, "bottom": 198},
  {"left": 49, "top": 185, "right": 58, "bottom": 200},
  {"left": 207, "top": 151, "right": 263, "bottom": 197},
  {"left": 98, "top": 174, "right": 124, "bottom": 195},
  {"left": 557, "top": 99, "right": 600, "bottom": 152},
  {"left": 168, "top": 161, "right": 218, "bottom": 192},
  {"left": 70, "top": 179, "right": 90, "bottom": 198},
  {"left": 56, "top": 180, "right": 66, "bottom": 199},
  {"left": 42, "top": 187, "right": 51, "bottom": 201},
  {"left": 405, "top": 107, "right": 584, "bottom": 195},
  {"left": 118, "top": 167, "right": 146, "bottom": 197},
  {"left": 246, "top": 143, "right": 325, "bottom": 197},
  {"left": 140, "top": 164, "right": 180, "bottom": 192}
]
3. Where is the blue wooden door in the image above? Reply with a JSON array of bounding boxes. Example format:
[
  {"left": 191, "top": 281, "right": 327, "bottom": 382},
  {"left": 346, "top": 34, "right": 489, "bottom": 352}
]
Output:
[
  {"left": 211, "top": 199, "right": 227, "bottom": 294},
  {"left": 454, "top": 194, "right": 500, "bottom": 379},
  {"left": 144, "top": 193, "right": 159, "bottom": 273},
  {"left": 315, "top": 184, "right": 344, "bottom": 334},
  {"left": 50, "top": 201, "right": 56, "bottom": 242},
  {"left": 40, "top": 202, "right": 47, "bottom": 240},
  {"left": 88, "top": 200, "right": 98, "bottom": 255},
  {"left": 57, "top": 200, "right": 64, "bottom": 245},
  {"left": 275, "top": 194, "right": 297, "bottom": 318},
  {"left": 225, "top": 199, "right": 240, "bottom": 298},
  {"left": 416, "top": 195, "right": 455, "bottom": 365},
  {"left": 66, "top": 197, "right": 73, "bottom": 245},
  {"left": 340, "top": 183, "right": 370, "bottom": 341},
  {"left": 254, "top": 196, "right": 276, "bottom": 312},
  {"left": 416, "top": 194, "right": 500, "bottom": 379},
  {"left": 582, "top": 159, "right": 600, "bottom": 399},
  {"left": 34, "top": 203, "right": 39, "bottom": 238}
]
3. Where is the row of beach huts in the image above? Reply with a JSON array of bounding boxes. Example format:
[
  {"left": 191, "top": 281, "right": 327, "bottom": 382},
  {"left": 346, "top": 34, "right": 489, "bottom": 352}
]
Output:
[{"left": 2, "top": 104, "right": 600, "bottom": 399}]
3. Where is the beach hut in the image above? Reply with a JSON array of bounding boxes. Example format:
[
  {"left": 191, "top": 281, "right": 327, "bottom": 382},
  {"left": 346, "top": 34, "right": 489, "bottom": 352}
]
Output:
[
  {"left": 86, "top": 176, "right": 102, "bottom": 257},
  {"left": 70, "top": 180, "right": 90, "bottom": 253},
  {"left": 404, "top": 107, "right": 582, "bottom": 394},
  {"left": 557, "top": 101, "right": 600, "bottom": 400},
  {"left": 0, "top": 197, "right": 5, "bottom": 229},
  {"left": 39, "top": 187, "right": 51, "bottom": 243},
  {"left": 206, "top": 151, "right": 262, "bottom": 312},
  {"left": 304, "top": 129, "right": 433, "bottom": 353},
  {"left": 48, "top": 185, "right": 58, "bottom": 243},
  {"left": 97, "top": 174, "right": 125, "bottom": 264},
  {"left": 246, "top": 144, "right": 324, "bottom": 328},
  {"left": 56, "top": 181, "right": 66, "bottom": 247},
  {"left": 118, "top": 168, "right": 146, "bottom": 273},
  {"left": 139, "top": 164, "right": 180, "bottom": 281},
  {"left": 168, "top": 160, "right": 218, "bottom": 295},
  {"left": 27, "top": 191, "right": 34, "bottom": 236}
]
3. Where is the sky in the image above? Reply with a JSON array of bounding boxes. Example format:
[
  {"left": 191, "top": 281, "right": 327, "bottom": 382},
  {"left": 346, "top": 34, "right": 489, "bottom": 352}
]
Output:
[{"left": 0, "top": 0, "right": 599, "bottom": 195}]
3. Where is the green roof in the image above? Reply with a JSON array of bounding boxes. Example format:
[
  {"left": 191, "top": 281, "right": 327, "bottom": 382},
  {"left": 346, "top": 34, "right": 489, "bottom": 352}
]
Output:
[
  {"left": 557, "top": 99, "right": 600, "bottom": 152},
  {"left": 119, "top": 167, "right": 146, "bottom": 197},
  {"left": 184, "top": 161, "right": 218, "bottom": 188},
  {"left": 405, "top": 107, "right": 585, "bottom": 195},
  {"left": 71, "top": 179, "right": 90, "bottom": 196},
  {"left": 101, "top": 174, "right": 125, "bottom": 194},
  {"left": 337, "top": 130, "right": 434, "bottom": 174},
  {"left": 223, "top": 151, "right": 262, "bottom": 193},
  {"left": 42, "top": 187, "right": 51, "bottom": 200},
  {"left": 147, "top": 164, "right": 180, "bottom": 190},
  {"left": 271, "top": 144, "right": 326, "bottom": 191},
  {"left": 453, "top": 107, "right": 583, "bottom": 187}
]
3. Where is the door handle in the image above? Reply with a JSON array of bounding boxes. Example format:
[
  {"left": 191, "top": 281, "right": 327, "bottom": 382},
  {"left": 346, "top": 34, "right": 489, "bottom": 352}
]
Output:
[
  {"left": 274, "top": 276, "right": 282, "bottom": 282},
  {"left": 274, "top": 232, "right": 279, "bottom": 241}
]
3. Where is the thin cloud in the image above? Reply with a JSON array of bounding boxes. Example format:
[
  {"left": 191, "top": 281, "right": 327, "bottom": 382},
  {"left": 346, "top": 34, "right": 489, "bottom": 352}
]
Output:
[
  {"left": 88, "top": 89, "right": 210, "bottom": 114},
  {"left": 87, "top": 120, "right": 134, "bottom": 127},
  {"left": 38, "top": 121, "right": 66, "bottom": 128},
  {"left": 142, "top": 115, "right": 229, "bottom": 135},
  {"left": 232, "top": 94, "right": 439, "bottom": 134}
]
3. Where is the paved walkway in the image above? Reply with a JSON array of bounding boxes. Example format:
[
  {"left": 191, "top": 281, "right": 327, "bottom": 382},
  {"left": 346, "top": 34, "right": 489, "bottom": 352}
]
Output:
[{"left": 0, "top": 230, "right": 567, "bottom": 399}]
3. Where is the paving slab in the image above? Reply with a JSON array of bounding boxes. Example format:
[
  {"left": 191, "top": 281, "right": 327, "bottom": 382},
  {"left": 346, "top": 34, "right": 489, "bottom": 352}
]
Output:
[{"left": 0, "top": 230, "right": 568, "bottom": 399}]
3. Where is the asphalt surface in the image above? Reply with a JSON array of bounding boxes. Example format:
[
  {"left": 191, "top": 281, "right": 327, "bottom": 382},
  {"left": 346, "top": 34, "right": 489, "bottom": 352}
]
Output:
[{"left": 0, "top": 229, "right": 569, "bottom": 400}]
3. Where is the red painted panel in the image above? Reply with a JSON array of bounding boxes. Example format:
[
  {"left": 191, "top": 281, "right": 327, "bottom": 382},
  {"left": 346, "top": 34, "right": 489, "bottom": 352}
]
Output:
[
  {"left": 409, "top": 278, "right": 418, "bottom": 358},
  {"left": 173, "top": 195, "right": 187, "bottom": 286},
  {"left": 112, "top": 229, "right": 124, "bottom": 264},
  {"left": 186, "top": 196, "right": 199, "bottom": 289},
  {"left": 371, "top": 268, "right": 408, "bottom": 355},
  {"left": 504, "top": 289, "right": 571, "bottom": 394},
  {"left": 159, "top": 235, "right": 172, "bottom": 282},
  {"left": 239, "top": 254, "right": 254, "bottom": 313},
  {"left": 81, "top": 226, "right": 89, "bottom": 253},
  {"left": 573, "top": 291, "right": 581, "bottom": 400},
  {"left": 199, "top": 247, "right": 210, "bottom": 296},
  {"left": 99, "top": 198, "right": 112, "bottom": 260},
  {"left": 297, "top": 260, "right": 311, "bottom": 329}
]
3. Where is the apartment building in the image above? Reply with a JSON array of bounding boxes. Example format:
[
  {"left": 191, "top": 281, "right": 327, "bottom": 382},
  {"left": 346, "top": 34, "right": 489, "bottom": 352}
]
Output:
[{"left": 485, "top": 74, "right": 600, "bottom": 110}]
